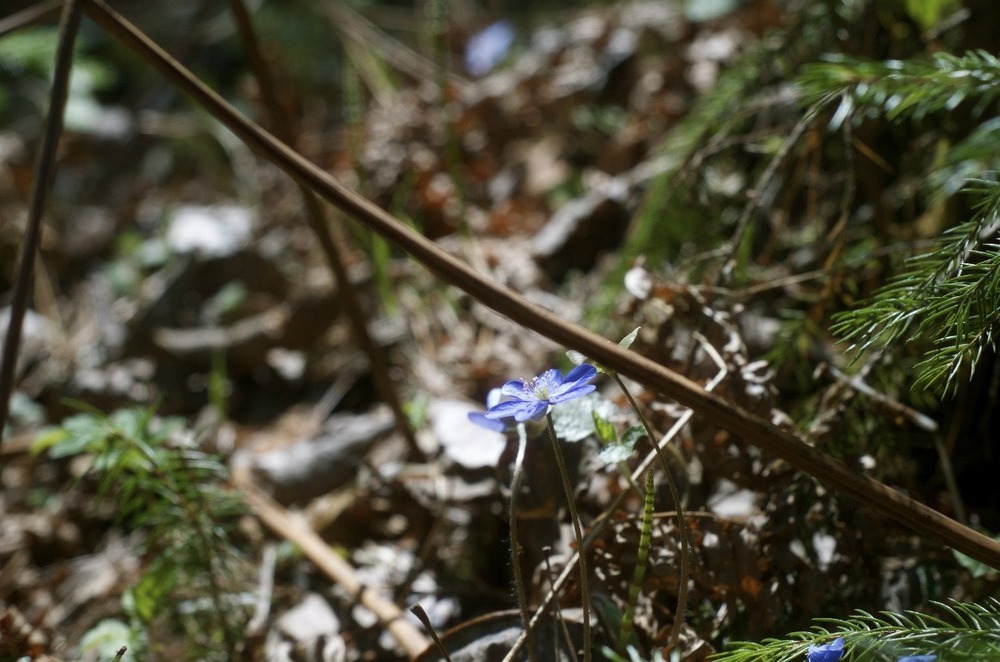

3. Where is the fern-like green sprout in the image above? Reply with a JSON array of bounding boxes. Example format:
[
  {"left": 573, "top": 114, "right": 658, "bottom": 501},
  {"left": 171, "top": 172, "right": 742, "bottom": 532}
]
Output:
[
  {"left": 619, "top": 470, "right": 656, "bottom": 650},
  {"left": 711, "top": 599, "right": 1000, "bottom": 662},
  {"left": 34, "top": 405, "right": 246, "bottom": 660},
  {"left": 569, "top": 328, "right": 692, "bottom": 653}
]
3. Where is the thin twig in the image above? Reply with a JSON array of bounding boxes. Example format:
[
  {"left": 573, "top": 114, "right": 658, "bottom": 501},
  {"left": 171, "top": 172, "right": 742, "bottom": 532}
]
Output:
[
  {"left": 245, "top": 543, "right": 276, "bottom": 637},
  {"left": 81, "top": 0, "right": 1000, "bottom": 570},
  {"left": 225, "top": 0, "right": 418, "bottom": 456},
  {"left": 321, "top": 1, "right": 467, "bottom": 91},
  {"left": 718, "top": 113, "right": 813, "bottom": 285},
  {"left": 238, "top": 479, "right": 431, "bottom": 657},
  {"left": 541, "top": 549, "right": 580, "bottom": 662},
  {"left": 0, "top": 0, "right": 62, "bottom": 38},
  {"left": 0, "top": 0, "right": 83, "bottom": 440}
]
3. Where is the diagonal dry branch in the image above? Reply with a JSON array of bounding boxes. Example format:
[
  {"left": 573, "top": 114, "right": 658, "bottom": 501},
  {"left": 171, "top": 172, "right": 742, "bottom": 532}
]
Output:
[{"left": 80, "top": 0, "right": 1000, "bottom": 569}]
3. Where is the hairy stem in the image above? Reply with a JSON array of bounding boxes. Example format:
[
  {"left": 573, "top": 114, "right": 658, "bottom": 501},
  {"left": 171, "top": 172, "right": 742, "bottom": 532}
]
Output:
[
  {"left": 545, "top": 412, "right": 591, "bottom": 662},
  {"left": 510, "top": 423, "right": 538, "bottom": 662}
]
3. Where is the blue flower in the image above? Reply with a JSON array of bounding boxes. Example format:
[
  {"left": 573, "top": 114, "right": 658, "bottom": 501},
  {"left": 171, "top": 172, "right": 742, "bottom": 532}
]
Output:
[
  {"left": 898, "top": 656, "right": 937, "bottom": 662},
  {"left": 469, "top": 388, "right": 510, "bottom": 432},
  {"left": 807, "top": 637, "right": 844, "bottom": 662},
  {"left": 484, "top": 365, "right": 598, "bottom": 422},
  {"left": 465, "top": 20, "right": 515, "bottom": 76}
]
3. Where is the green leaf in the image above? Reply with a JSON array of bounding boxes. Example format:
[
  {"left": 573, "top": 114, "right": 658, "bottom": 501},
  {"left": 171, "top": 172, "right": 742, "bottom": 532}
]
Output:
[
  {"left": 592, "top": 409, "right": 617, "bottom": 444},
  {"left": 621, "top": 426, "right": 645, "bottom": 449},
  {"left": 551, "top": 393, "right": 617, "bottom": 442},
  {"left": 597, "top": 426, "right": 644, "bottom": 465},
  {"left": 31, "top": 427, "right": 70, "bottom": 455},
  {"left": 905, "top": 0, "right": 960, "bottom": 30},
  {"left": 618, "top": 327, "right": 641, "bottom": 349},
  {"left": 566, "top": 349, "right": 589, "bottom": 366},
  {"left": 598, "top": 444, "right": 635, "bottom": 464}
]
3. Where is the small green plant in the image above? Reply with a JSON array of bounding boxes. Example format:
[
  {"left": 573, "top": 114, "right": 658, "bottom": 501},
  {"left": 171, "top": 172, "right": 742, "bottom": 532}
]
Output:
[
  {"left": 33, "top": 405, "right": 247, "bottom": 661},
  {"left": 569, "top": 327, "right": 692, "bottom": 654},
  {"left": 471, "top": 328, "right": 696, "bottom": 658},
  {"left": 711, "top": 599, "right": 1000, "bottom": 661}
]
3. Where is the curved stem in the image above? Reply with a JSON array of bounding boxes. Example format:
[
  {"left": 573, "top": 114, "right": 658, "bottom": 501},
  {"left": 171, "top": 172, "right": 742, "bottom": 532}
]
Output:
[
  {"left": 545, "top": 412, "right": 591, "bottom": 662},
  {"left": 510, "top": 423, "right": 538, "bottom": 662},
  {"left": 612, "top": 372, "right": 690, "bottom": 653}
]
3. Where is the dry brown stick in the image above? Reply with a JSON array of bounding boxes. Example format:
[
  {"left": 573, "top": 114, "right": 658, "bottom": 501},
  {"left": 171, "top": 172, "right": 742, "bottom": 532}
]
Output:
[
  {"left": 226, "top": 0, "right": 418, "bottom": 456},
  {"left": 0, "top": 0, "right": 62, "bottom": 38},
  {"left": 238, "top": 480, "right": 431, "bottom": 658},
  {"left": 81, "top": 0, "right": 1000, "bottom": 569},
  {"left": 0, "top": 0, "right": 83, "bottom": 440}
]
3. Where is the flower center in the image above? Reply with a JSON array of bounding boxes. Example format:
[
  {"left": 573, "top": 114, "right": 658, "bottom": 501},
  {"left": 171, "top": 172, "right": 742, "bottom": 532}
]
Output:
[{"left": 529, "top": 376, "right": 552, "bottom": 400}]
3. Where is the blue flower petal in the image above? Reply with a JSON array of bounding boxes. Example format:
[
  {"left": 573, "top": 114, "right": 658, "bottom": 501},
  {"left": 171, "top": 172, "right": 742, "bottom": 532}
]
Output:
[
  {"left": 465, "top": 20, "right": 515, "bottom": 76},
  {"left": 484, "top": 400, "right": 531, "bottom": 419},
  {"left": 513, "top": 401, "right": 548, "bottom": 422},
  {"left": 532, "top": 368, "right": 564, "bottom": 396},
  {"left": 500, "top": 379, "right": 534, "bottom": 401},
  {"left": 548, "top": 364, "right": 597, "bottom": 402},
  {"left": 897, "top": 656, "right": 937, "bottom": 662},
  {"left": 564, "top": 363, "right": 597, "bottom": 386},
  {"left": 549, "top": 383, "right": 596, "bottom": 404},
  {"left": 468, "top": 412, "right": 507, "bottom": 432},
  {"left": 807, "top": 637, "right": 844, "bottom": 662}
]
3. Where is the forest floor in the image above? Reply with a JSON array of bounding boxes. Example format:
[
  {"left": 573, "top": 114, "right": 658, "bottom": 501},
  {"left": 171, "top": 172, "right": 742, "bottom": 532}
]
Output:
[{"left": 1, "top": 1, "right": 998, "bottom": 661}]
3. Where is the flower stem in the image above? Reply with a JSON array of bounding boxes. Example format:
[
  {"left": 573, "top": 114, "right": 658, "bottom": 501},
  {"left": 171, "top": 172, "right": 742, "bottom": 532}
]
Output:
[
  {"left": 611, "top": 372, "right": 690, "bottom": 653},
  {"left": 545, "top": 412, "right": 592, "bottom": 662},
  {"left": 510, "top": 423, "right": 538, "bottom": 662}
]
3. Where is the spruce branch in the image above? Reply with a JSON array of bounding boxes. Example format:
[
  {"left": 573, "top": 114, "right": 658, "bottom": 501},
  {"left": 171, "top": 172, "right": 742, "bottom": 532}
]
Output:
[
  {"left": 832, "top": 179, "right": 1000, "bottom": 393},
  {"left": 798, "top": 50, "right": 1000, "bottom": 123},
  {"left": 711, "top": 599, "right": 1000, "bottom": 662}
]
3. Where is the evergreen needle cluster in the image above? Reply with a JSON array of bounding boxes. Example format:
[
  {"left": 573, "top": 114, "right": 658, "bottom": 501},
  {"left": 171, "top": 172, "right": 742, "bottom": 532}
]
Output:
[
  {"left": 712, "top": 599, "right": 1000, "bottom": 662},
  {"left": 798, "top": 50, "right": 1000, "bottom": 123},
  {"left": 798, "top": 51, "right": 1000, "bottom": 394},
  {"left": 34, "top": 405, "right": 246, "bottom": 660}
]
